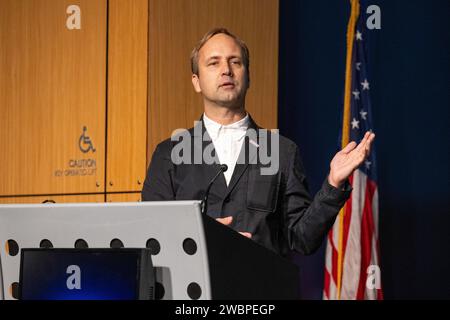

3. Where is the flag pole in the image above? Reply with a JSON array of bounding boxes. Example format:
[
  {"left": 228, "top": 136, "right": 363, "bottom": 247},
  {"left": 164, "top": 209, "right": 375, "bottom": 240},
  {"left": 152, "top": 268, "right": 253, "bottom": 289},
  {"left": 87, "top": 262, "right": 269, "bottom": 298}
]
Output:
[{"left": 337, "top": 0, "right": 360, "bottom": 300}]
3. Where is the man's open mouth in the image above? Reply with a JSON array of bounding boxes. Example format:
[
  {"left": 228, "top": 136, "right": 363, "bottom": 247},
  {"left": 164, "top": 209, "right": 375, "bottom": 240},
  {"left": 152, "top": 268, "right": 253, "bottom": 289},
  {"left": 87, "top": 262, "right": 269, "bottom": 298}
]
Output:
[{"left": 220, "top": 82, "right": 235, "bottom": 88}]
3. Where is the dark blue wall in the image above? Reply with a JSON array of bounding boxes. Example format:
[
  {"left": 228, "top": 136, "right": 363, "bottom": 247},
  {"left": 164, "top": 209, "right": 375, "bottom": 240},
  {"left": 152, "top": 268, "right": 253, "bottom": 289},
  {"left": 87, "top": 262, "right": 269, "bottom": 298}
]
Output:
[{"left": 279, "top": 0, "right": 450, "bottom": 299}]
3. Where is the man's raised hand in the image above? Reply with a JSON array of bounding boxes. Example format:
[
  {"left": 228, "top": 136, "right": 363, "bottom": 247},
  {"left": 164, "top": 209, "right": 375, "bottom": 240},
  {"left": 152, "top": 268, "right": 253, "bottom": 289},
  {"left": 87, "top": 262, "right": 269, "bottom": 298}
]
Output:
[{"left": 328, "top": 131, "right": 375, "bottom": 188}]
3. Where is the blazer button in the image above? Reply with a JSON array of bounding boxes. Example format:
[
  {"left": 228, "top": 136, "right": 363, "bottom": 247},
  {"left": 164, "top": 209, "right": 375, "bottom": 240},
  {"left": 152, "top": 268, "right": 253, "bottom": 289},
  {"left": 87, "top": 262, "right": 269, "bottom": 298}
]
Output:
[{"left": 224, "top": 197, "right": 231, "bottom": 203}]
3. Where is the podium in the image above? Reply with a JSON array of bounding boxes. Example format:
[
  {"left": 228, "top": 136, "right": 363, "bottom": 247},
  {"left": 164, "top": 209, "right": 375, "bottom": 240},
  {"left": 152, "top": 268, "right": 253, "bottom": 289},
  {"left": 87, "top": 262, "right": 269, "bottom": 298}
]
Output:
[{"left": 0, "top": 201, "right": 299, "bottom": 300}]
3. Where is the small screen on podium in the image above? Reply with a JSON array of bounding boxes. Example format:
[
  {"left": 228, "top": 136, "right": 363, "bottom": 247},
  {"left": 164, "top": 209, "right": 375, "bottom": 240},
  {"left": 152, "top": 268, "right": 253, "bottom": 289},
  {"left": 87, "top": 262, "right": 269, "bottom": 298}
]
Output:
[{"left": 19, "top": 248, "right": 154, "bottom": 300}]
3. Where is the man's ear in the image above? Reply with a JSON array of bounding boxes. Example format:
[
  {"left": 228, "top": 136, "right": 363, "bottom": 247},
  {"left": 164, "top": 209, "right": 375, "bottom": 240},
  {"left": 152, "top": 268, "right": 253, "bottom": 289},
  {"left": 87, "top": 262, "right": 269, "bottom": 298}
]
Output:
[{"left": 191, "top": 74, "right": 201, "bottom": 93}]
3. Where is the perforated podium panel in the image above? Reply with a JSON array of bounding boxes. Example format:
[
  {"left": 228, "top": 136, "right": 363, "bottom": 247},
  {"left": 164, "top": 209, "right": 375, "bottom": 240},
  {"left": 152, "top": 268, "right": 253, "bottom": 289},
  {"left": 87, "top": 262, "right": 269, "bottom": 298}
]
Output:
[
  {"left": 0, "top": 201, "right": 300, "bottom": 300},
  {"left": 0, "top": 201, "right": 211, "bottom": 300}
]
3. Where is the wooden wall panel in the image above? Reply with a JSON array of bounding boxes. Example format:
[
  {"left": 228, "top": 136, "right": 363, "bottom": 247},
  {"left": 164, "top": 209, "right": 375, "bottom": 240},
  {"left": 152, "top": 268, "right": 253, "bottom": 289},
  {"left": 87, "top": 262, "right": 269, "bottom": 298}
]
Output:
[
  {"left": 148, "top": 0, "right": 279, "bottom": 159},
  {"left": 0, "top": 194, "right": 104, "bottom": 204},
  {"left": 106, "top": 192, "right": 141, "bottom": 202},
  {"left": 0, "top": 0, "right": 278, "bottom": 199},
  {"left": 0, "top": 0, "right": 107, "bottom": 196},
  {"left": 107, "top": 0, "right": 148, "bottom": 193}
]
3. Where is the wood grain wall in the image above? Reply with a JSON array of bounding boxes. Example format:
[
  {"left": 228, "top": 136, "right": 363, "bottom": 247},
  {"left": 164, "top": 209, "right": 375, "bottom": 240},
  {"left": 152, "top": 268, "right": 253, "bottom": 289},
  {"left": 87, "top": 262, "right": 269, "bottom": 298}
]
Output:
[
  {"left": 0, "top": 0, "right": 107, "bottom": 197},
  {"left": 0, "top": 0, "right": 279, "bottom": 203},
  {"left": 148, "top": 0, "right": 279, "bottom": 158},
  {"left": 107, "top": 0, "right": 148, "bottom": 193}
]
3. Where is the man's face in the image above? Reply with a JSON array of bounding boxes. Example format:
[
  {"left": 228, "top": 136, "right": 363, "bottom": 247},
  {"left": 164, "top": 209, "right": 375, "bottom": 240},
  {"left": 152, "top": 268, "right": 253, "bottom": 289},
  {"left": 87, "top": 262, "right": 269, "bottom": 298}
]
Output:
[{"left": 192, "top": 33, "right": 249, "bottom": 109}]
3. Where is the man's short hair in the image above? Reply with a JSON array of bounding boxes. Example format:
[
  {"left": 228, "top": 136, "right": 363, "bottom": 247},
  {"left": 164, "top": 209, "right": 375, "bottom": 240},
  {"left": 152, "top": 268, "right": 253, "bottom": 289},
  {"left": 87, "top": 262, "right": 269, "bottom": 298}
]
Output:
[{"left": 190, "top": 27, "right": 250, "bottom": 76}]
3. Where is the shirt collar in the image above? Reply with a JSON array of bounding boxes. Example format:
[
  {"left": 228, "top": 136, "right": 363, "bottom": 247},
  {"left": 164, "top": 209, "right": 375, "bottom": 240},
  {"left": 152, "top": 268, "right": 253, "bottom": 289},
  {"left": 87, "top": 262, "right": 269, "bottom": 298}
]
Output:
[{"left": 203, "top": 112, "right": 249, "bottom": 139}]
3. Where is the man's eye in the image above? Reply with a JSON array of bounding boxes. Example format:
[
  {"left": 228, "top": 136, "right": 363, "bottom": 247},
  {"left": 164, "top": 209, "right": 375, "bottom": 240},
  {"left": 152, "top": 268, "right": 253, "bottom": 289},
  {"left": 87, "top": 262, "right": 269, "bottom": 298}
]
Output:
[
  {"left": 232, "top": 60, "right": 242, "bottom": 65},
  {"left": 208, "top": 61, "right": 218, "bottom": 66}
]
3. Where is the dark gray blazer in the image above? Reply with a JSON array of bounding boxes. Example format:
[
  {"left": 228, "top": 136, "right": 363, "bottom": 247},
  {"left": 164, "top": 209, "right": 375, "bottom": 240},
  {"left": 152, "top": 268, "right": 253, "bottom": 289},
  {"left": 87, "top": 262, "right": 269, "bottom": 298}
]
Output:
[{"left": 141, "top": 115, "right": 352, "bottom": 256}]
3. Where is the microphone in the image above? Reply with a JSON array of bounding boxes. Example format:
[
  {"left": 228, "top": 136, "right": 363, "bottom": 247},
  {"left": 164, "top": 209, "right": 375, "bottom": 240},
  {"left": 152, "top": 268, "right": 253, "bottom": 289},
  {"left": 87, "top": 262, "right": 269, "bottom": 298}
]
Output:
[{"left": 201, "top": 164, "right": 228, "bottom": 215}]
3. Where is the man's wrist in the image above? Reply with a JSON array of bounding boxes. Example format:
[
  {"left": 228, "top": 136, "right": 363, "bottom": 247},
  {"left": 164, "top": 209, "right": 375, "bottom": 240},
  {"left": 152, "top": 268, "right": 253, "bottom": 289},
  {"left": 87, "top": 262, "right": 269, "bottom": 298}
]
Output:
[{"left": 328, "top": 174, "right": 344, "bottom": 190}]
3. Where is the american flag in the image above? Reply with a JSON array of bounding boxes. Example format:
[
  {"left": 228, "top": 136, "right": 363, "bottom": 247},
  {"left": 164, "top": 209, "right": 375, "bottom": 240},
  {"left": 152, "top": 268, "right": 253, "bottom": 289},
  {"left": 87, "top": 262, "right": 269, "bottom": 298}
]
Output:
[{"left": 323, "top": 0, "right": 383, "bottom": 300}]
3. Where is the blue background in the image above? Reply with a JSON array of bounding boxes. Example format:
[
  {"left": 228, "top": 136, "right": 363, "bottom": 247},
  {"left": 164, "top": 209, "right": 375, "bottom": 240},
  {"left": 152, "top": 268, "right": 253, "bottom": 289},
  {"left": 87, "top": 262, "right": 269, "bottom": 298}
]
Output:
[{"left": 278, "top": 0, "right": 450, "bottom": 299}]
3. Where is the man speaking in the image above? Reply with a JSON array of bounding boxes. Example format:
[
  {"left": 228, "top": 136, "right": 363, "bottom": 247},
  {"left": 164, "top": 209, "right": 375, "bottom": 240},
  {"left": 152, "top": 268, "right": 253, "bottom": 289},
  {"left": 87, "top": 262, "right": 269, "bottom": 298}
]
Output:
[{"left": 141, "top": 28, "right": 375, "bottom": 256}]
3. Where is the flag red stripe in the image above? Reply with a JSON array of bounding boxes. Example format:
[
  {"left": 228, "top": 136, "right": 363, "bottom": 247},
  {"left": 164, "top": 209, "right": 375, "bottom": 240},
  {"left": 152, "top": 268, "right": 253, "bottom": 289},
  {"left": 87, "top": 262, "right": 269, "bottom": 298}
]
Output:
[
  {"left": 331, "top": 240, "right": 339, "bottom": 286},
  {"left": 376, "top": 238, "right": 384, "bottom": 300},
  {"left": 341, "top": 174, "right": 354, "bottom": 262},
  {"left": 327, "top": 228, "right": 340, "bottom": 287},
  {"left": 324, "top": 269, "right": 330, "bottom": 298},
  {"left": 356, "top": 178, "right": 376, "bottom": 299},
  {"left": 324, "top": 228, "right": 336, "bottom": 298}
]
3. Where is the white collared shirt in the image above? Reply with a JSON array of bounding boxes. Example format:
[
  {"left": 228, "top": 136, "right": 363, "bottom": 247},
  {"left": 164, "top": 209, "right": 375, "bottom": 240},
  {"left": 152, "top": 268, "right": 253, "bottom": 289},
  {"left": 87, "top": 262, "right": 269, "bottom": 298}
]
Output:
[{"left": 203, "top": 113, "right": 249, "bottom": 186}]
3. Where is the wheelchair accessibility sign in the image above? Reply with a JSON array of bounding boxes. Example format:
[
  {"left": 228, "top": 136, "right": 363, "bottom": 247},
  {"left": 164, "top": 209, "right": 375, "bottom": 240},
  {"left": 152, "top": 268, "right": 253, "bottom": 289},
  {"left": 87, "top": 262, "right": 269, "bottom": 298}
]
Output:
[
  {"left": 53, "top": 126, "right": 98, "bottom": 178},
  {"left": 79, "top": 126, "right": 96, "bottom": 153}
]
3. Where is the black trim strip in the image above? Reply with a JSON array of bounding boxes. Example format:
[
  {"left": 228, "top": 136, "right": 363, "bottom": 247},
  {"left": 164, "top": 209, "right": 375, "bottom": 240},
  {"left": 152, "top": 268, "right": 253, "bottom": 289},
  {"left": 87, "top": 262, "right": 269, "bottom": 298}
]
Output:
[
  {"left": 0, "top": 191, "right": 141, "bottom": 199},
  {"left": 104, "top": 0, "right": 110, "bottom": 202}
]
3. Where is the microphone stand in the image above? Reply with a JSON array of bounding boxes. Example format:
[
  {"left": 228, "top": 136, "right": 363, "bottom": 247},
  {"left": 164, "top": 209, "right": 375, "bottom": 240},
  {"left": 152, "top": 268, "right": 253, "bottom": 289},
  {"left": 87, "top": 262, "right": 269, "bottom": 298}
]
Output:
[{"left": 201, "top": 164, "right": 228, "bottom": 215}]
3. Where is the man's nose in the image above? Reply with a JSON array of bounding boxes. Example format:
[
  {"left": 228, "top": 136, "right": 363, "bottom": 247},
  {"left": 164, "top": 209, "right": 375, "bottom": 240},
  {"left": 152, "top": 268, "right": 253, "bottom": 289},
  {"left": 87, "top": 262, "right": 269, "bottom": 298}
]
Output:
[{"left": 221, "top": 62, "right": 233, "bottom": 77}]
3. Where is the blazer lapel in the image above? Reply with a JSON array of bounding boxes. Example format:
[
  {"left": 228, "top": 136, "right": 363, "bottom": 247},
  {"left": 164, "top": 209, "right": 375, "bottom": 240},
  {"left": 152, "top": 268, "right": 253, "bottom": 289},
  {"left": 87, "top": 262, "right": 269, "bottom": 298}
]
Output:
[
  {"left": 223, "top": 116, "right": 260, "bottom": 198},
  {"left": 192, "top": 118, "right": 228, "bottom": 196}
]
